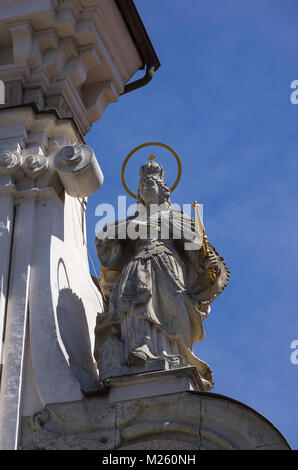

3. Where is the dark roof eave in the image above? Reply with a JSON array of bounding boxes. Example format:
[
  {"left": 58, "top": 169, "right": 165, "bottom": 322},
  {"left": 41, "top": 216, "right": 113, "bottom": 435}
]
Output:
[{"left": 115, "top": 0, "right": 161, "bottom": 95}]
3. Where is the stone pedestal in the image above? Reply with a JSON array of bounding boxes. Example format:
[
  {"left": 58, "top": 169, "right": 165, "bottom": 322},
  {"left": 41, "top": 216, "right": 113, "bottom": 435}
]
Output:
[
  {"left": 106, "top": 366, "right": 205, "bottom": 403},
  {"left": 19, "top": 388, "right": 291, "bottom": 450}
]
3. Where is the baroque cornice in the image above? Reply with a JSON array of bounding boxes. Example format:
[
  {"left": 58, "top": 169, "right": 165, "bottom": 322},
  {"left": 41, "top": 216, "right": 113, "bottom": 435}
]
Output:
[{"left": 0, "top": 0, "right": 143, "bottom": 135}]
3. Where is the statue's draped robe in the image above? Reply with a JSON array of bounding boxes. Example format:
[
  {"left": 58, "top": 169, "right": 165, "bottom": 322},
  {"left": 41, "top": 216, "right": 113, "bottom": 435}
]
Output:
[{"left": 95, "top": 209, "right": 229, "bottom": 390}]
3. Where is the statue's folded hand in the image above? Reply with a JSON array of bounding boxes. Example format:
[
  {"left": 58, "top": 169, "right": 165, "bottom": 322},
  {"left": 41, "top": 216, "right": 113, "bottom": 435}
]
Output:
[{"left": 204, "top": 253, "right": 221, "bottom": 275}]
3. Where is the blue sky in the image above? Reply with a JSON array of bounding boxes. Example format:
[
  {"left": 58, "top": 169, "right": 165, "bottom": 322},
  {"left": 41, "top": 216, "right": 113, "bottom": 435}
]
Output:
[{"left": 85, "top": 0, "right": 298, "bottom": 448}]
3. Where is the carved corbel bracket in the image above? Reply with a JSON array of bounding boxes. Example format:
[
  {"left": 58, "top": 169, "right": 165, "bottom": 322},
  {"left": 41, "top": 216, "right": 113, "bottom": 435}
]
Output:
[
  {"left": 9, "top": 21, "right": 33, "bottom": 64},
  {"left": 82, "top": 81, "right": 118, "bottom": 122},
  {"left": 65, "top": 46, "right": 102, "bottom": 88},
  {"left": 44, "top": 39, "right": 78, "bottom": 80}
]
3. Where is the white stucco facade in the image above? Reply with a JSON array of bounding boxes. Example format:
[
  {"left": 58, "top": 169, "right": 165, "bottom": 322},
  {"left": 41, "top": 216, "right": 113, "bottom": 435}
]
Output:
[{"left": 0, "top": 0, "right": 144, "bottom": 450}]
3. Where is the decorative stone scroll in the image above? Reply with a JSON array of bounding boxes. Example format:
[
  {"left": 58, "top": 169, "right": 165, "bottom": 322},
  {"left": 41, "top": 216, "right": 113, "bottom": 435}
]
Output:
[
  {"left": 0, "top": 150, "right": 21, "bottom": 175},
  {"left": 22, "top": 153, "right": 48, "bottom": 178},
  {"left": 54, "top": 144, "right": 103, "bottom": 198}
]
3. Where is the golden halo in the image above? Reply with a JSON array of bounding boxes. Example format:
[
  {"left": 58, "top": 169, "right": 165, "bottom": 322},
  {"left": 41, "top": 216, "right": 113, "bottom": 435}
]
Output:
[{"left": 121, "top": 142, "right": 182, "bottom": 200}]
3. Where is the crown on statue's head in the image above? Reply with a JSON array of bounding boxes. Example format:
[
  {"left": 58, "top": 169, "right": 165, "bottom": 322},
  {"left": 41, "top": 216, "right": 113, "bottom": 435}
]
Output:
[{"left": 139, "top": 155, "right": 165, "bottom": 181}]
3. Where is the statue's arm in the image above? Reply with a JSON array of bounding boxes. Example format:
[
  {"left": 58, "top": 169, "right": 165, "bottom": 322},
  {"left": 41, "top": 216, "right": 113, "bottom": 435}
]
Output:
[
  {"left": 95, "top": 222, "right": 135, "bottom": 303},
  {"left": 95, "top": 218, "right": 134, "bottom": 269}
]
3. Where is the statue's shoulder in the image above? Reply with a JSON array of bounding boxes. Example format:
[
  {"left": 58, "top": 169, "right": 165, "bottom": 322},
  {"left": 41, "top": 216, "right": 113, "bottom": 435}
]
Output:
[{"left": 95, "top": 217, "right": 130, "bottom": 242}]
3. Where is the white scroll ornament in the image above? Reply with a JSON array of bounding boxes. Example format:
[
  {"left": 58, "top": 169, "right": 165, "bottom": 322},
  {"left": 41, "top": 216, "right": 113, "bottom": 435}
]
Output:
[{"left": 54, "top": 145, "right": 103, "bottom": 198}]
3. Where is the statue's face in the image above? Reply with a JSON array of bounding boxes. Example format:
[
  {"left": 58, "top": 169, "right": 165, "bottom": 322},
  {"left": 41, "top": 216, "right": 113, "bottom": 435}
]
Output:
[{"left": 139, "top": 174, "right": 160, "bottom": 204}]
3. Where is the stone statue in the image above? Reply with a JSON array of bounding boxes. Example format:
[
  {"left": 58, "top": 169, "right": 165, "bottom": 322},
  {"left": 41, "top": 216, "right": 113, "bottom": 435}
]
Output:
[{"left": 94, "top": 159, "right": 229, "bottom": 390}]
